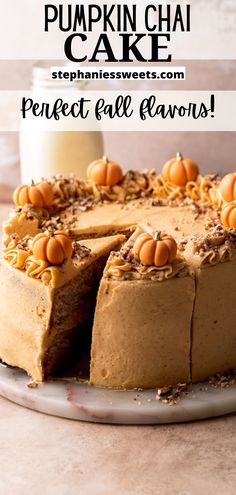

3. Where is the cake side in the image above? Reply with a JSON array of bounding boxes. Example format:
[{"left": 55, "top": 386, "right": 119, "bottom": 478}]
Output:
[
  {"left": 90, "top": 276, "right": 195, "bottom": 389},
  {"left": 183, "top": 227, "right": 236, "bottom": 382},
  {"left": 0, "top": 261, "right": 53, "bottom": 381},
  {"left": 192, "top": 259, "right": 236, "bottom": 382},
  {"left": 90, "top": 235, "right": 195, "bottom": 389},
  {"left": 91, "top": 222, "right": 236, "bottom": 389}
]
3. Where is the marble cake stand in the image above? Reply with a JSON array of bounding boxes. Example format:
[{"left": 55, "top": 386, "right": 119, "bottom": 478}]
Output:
[{"left": 0, "top": 363, "right": 236, "bottom": 424}]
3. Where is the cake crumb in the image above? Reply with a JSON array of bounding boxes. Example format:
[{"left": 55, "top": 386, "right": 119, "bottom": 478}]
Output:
[
  {"left": 27, "top": 381, "right": 38, "bottom": 388},
  {"left": 209, "top": 370, "right": 236, "bottom": 388},
  {"left": 156, "top": 383, "right": 188, "bottom": 406}
]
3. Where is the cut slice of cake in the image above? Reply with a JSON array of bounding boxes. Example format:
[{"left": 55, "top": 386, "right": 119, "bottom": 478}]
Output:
[
  {"left": 90, "top": 231, "right": 195, "bottom": 389},
  {"left": 0, "top": 234, "right": 125, "bottom": 382}
]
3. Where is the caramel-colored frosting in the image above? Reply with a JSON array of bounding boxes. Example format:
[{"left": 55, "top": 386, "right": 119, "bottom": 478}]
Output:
[
  {"left": 104, "top": 252, "right": 189, "bottom": 282},
  {"left": 51, "top": 175, "right": 89, "bottom": 204},
  {"left": 2, "top": 234, "right": 126, "bottom": 289},
  {"left": 2, "top": 205, "right": 47, "bottom": 247},
  {"left": 89, "top": 170, "right": 150, "bottom": 201},
  {"left": 2, "top": 171, "right": 221, "bottom": 245},
  {"left": 3, "top": 240, "right": 31, "bottom": 268},
  {"left": 25, "top": 256, "right": 60, "bottom": 287},
  {"left": 1, "top": 168, "right": 227, "bottom": 286},
  {"left": 50, "top": 171, "right": 220, "bottom": 206},
  {"left": 183, "top": 225, "right": 236, "bottom": 268},
  {"left": 150, "top": 174, "right": 220, "bottom": 205},
  {"left": 2, "top": 236, "right": 59, "bottom": 287}
]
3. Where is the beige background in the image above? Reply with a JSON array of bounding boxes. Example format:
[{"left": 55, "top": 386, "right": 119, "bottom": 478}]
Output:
[{"left": 0, "top": 389, "right": 236, "bottom": 495}]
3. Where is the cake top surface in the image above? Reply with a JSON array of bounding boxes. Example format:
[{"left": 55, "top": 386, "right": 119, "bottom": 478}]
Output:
[
  {"left": 3, "top": 233, "right": 125, "bottom": 289},
  {"left": 2, "top": 153, "right": 235, "bottom": 287}
]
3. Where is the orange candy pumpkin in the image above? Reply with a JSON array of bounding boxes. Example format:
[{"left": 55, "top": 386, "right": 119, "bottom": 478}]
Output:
[
  {"left": 13, "top": 181, "right": 53, "bottom": 208},
  {"left": 32, "top": 231, "right": 73, "bottom": 265},
  {"left": 219, "top": 173, "right": 236, "bottom": 203},
  {"left": 221, "top": 202, "right": 236, "bottom": 228},
  {"left": 133, "top": 231, "right": 177, "bottom": 267},
  {"left": 162, "top": 152, "right": 199, "bottom": 187},
  {"left": 87, "top": 156, "right": 123, "bottom": 187}
]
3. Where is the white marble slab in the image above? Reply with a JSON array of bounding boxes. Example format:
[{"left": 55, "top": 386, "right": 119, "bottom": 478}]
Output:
[{"left": 0, "top": 364, "right": 236, "bottom": 424}]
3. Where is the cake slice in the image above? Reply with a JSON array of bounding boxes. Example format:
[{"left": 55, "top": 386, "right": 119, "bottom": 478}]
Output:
[
  {"left": 0, "top": 234, "right": 125, "bottom": 382},
  {"left": 90, "top": 232, "right": 195, "bottom": 389}
]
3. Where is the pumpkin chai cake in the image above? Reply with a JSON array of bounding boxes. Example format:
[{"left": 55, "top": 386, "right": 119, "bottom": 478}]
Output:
[{"left": 1, "top": 154, "right": 236, "bottom": 389}]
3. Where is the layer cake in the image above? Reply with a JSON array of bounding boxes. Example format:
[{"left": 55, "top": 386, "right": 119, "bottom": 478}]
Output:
[{"left": 0, "top": 155, "right": 236, "bottom": 389}]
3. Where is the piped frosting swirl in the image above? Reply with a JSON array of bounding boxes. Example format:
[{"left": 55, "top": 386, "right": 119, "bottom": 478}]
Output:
[
  {"left": 104, "top": 252, "right": 189, "bottom": 282},
  {"left": 183, "top": 225, "right": 236, "bottom": 268}
]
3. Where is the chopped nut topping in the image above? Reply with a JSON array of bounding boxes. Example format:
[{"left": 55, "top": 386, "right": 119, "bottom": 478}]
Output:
[
  {"left": 17, "top": 235, "right": 32, "bottom": 252},
  {"left": 119, "top": 239, "right": 135, "bottom": 261},
  {"left": 156, "top": 383, "right": 188, "bottom": 406},
  {"left": 157, "top": 386, "right": 173, "bottom": 397},
  {"left": 209, "top": 370, "right": 236, "bottom": 388},
  {"left": 41, "top": 216, "right": 65, "bottom": 232},
  {"left": 14, "top": 204, "right": 49, "bottom": 223},
  {"left": 72, "top": 241, "right": 92, "bottom": 259}
]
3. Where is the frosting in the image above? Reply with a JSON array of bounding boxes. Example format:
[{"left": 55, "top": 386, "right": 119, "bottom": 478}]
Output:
[
  {"left": 2, "top": 232, "right": 126, "bottom": 288},
  {"left": 3, "top": 210, "right": 41, "bottom": 247},
  {"left": 3, "top": 237, "right": 31, "bottom": 268},
  {"left": 150, "top": 174, "right": 220, "bottom": 205},
  {"left": 1, "top": 169, "right": 229, "bottom": 288},
  {"left": 86, "top": 170, "right": 150, "bottom": 202},
  {"left": 51, "top": 175, "right": 88, "bottom": 203},
  {"left": 3, "top": 247, "right": 30, "bottom": 269},
  {"left": 25, "top": 256, "right": 59, "bottom": 288},
  {"left": 2, "top": 170, "right": 223, "bottom": 250},
  {"left": 183, "top": 225, "right": 236, "bottom": 268},
  {"left": 104, "top": 252, "right": 189, "bottom": 282},
  {"left": 151, "top": 174, "right": 185, "bottom": 200},
  {"left": 3, "top": 236, "right": 59, "bottom": 287}
]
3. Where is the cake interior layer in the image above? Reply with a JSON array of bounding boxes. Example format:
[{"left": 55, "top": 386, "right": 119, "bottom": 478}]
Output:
[
  {"left": 43, "top": 255, "right": 107, "bottom": 379},
  {"left": 0, "top": 260, "right": 102, "bottom": 382}
]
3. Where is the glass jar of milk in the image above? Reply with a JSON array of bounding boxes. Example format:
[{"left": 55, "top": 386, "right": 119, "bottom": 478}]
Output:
[{"left": 20, "top": 66, "right": 104, "bottom": 182}]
